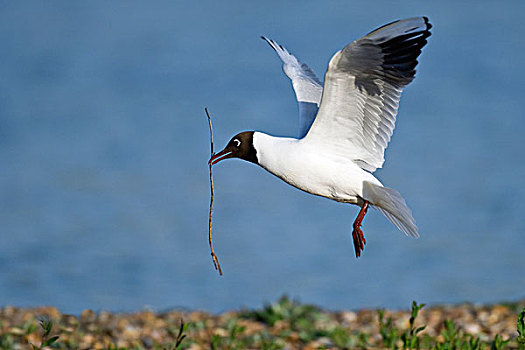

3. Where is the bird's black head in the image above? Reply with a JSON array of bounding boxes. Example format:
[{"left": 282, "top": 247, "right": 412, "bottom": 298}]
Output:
[{"left": 209, "top": 131, "right": 258, "bottom": 165}]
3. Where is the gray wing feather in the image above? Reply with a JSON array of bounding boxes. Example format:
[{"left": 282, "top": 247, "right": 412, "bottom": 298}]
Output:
[
  {"left": 305, "top": 17, "right": 431, "bottom": 172},
  {"left": 261, "top": 36, "right": 323, "bottom": 138}
]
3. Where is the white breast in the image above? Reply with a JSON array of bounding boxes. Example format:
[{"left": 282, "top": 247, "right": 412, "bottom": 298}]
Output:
[{"left": 252, "top": 132, "right": 382, "bottom": 204}]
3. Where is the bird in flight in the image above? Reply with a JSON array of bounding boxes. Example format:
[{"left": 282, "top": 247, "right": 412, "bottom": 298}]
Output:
[{"left": 209, "top": 17, "right": 432, "bottom": 258}]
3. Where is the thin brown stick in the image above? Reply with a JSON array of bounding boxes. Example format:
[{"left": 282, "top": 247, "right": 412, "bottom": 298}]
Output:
[{"left": 205, "top": 107, "right": 223, "bottom": 276}]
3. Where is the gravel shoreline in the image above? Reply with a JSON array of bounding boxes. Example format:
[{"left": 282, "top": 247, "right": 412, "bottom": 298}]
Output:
[{"left": 1, "top": 298, "right": 524, "bottom": 349}]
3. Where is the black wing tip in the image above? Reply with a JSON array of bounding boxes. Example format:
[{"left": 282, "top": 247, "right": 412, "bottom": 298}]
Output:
[
  {"left": 376, "top": 17, "right": 432, "bottom": 87},
  {"left": 260, "top": 36, "right": 287, "bottom": 54},
  {"left": 261, "top": 35, "right": 278, "bottom": 51},
  {"left": 260, "top": 35, "right": 272, "bottom": 44},
  {"left": 366, "top": 16, "right": 432, "bottom": 38},
  {"left": 421, "top": 16, "right": 432, "bottom": 37},
  {"left": 407, "top": 16, "right": 432, "bottom": 35},
  {"left": 422, "top": 16, "right": 432, "bottom": 30}
]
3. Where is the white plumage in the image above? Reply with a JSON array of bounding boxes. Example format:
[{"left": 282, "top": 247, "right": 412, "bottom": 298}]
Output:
[{"left": 211, "top": 17, "right": 432, "bottom": 257}]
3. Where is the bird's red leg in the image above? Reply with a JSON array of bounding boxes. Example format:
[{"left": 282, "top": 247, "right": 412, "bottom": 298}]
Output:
[{"left": 352, "top": 200, "right": 369, "bottom": 258}]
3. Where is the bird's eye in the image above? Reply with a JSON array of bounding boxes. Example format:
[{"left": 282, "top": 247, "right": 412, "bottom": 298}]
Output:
[{"left": 233, "top": 139, "right": 241, "bottom": 147}]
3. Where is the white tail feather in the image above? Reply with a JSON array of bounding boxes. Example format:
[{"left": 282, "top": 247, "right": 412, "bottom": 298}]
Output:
[{"left": 362, "top": 181, "right": 419, "bottom": 238}]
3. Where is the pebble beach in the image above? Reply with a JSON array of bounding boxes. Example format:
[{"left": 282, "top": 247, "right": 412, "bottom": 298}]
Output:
[{"left": 1, "top": 298, "right": 524, "bottom": 349}]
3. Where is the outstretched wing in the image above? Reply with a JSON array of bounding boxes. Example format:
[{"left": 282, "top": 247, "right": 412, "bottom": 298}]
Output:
[
  {"left": 304, "top": 17, "right": 432, "bottom": 172},
  {"left": 261, "top": 36, "right": 323, "bottom": 138}
]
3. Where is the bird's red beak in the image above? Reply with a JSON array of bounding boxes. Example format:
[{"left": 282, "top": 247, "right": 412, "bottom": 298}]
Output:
[{"left": 209, "top": 149, "right": 234, "bottom": 165}]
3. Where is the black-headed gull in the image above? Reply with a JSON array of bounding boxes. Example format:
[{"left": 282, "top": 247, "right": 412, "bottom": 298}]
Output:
[{"left": 210, "top": 17, "right": 431, "bottom": 258}]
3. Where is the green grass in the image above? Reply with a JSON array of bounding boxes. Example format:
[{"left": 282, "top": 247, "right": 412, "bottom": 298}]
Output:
[{"left": 0, "top": 299, "right": 523, "bottom": 349}]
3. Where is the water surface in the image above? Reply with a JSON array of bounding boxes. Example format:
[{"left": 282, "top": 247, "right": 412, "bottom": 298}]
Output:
[{"left": 0, "top": 1, "right": 524, "bottom": 313}]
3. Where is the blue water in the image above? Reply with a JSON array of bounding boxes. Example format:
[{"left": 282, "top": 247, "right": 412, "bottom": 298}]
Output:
[{"left": 1, "top": 1, "right": 524, "bottom": 314}]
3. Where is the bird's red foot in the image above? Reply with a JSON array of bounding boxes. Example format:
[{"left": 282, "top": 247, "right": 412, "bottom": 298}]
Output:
[
  {"left": 352, "top": 201, "right": 369, "bottom": 258},
  {"left": 352, "top": 224, "right": 366, "bottom": 258}
]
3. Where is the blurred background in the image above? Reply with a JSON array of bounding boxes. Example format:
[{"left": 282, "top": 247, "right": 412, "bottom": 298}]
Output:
[{"left": 0, "top": 1, "right": 524, "bottom": 314}]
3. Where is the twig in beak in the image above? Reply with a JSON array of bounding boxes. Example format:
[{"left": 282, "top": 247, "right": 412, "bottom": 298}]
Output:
[{"left": 205, "top": 107, "right": 223, "bottom": 276}]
